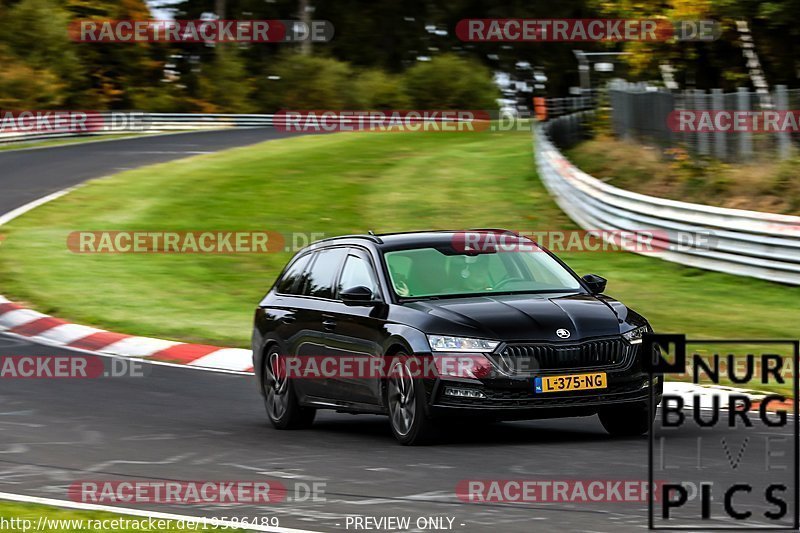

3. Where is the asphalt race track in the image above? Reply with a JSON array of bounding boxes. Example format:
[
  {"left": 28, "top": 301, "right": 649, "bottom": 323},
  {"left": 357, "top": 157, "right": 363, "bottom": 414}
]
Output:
[{"left": 0, "top": 130, "right": 796, "bottom": 532}]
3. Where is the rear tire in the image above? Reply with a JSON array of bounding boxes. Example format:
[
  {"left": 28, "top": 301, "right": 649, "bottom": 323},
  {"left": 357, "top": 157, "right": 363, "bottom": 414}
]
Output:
[
  {"left": 263, "top": 348, "right": 316, "bottom": 429},
  {"left": 386, "top": 354, "right": 438, "bottom": 445},
  {"left": 598, "top": 402, "right": 654, "bottom": 437}
]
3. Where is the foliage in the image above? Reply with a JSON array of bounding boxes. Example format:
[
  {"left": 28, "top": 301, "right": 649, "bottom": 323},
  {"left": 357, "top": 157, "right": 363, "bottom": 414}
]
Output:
[
  {"left": 256, "top": 54, "right": 358, "bottom": 110},
  {"left": 566, "top": 136, "right": 800, "bottom": 214},
  {"left": 1, "top": 0, "right": 799, "bottom": 111},
  {"left": 0, "top": 46, "right": 67, "bottom": 108},
  {"left": 352, "top": 70, "right": 412, "bottom": 109},
  {"left": 589, "top": 0, "right": 800, "bottom": 89},
  {"left": 196, "top": 45, "right": 255, "bottom": 113},
  {"left": 402, "top": 54, "right": 500, "bottom": 110}
]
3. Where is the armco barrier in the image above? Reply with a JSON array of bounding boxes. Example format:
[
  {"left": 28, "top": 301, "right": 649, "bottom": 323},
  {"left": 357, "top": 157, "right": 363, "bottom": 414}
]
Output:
[
  {"left": 534, "top": 116, "right": 800, "bottom": 285},
  {"left": 0, "top": 112, "right": 476, "bottom": 144},
  {"left": 0, "top": 113, "right": 279, "bottom": 144}
]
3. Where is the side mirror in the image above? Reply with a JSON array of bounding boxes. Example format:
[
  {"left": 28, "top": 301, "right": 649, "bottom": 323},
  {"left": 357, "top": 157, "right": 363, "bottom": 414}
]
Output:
[
  {"left": 340, "top": 285, "right": 377, "bottom": 305},
  {"left": 582, "top": 274, "right": 607, "bottom": 294}
]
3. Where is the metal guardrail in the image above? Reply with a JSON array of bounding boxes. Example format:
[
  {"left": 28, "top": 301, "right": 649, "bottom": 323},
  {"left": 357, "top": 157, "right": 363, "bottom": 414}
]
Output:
[
  {"left": 0, "top": 113, "right": 279, "bottom": 144},
  {"left": 0, "top": 112, "right": 476, "bottom": 144},
  {"left": 534, "top": 115, "right": 800, "bottom": 286},
  {"left": 545, "top": 96, "right": 595, "bottom": 118}
]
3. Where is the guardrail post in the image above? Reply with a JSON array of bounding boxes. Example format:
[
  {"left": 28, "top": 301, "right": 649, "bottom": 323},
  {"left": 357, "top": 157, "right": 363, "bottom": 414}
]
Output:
[
  {"left": 774, "top": 85, "right": 791, "bottom": 160},
  {"left": 711, "top": 89, "right": 726, "bottom": 160},
  {"left": 694, "top": 89, "right": 710, "bottom": 156},
  {"left": 737, "top": 87, "right": 753, "bottom": 160},
  {"left": 621, "top": 90, "right": 632, "bottom": 140}
]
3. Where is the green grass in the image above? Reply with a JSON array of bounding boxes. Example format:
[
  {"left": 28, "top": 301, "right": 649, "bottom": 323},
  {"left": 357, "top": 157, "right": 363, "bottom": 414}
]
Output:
[
  {"left": 0, "top": 501, "right": 254, "bottom": 532},
  {"left": 0, "top": 129, "right": 798, "bottom": 354}
]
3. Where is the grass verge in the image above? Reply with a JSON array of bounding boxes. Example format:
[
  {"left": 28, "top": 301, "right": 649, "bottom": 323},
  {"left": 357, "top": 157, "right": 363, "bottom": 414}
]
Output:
[{"left": 0, "top": 128, "right": 797, "bottom": 393}]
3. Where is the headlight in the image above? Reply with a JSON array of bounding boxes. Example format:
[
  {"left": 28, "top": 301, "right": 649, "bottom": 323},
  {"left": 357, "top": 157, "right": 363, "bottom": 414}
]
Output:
[
  {"left": 427, "top": 335, "right": 500, "bottom": 353},
  {"left": 622, "top": 325, "right": 649, "bottom": 345}
]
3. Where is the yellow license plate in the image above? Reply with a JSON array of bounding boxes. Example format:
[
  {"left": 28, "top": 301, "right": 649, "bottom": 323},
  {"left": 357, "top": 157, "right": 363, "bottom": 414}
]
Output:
[{"left": 535, "top": 372, "right": 607, "bottom": 393}]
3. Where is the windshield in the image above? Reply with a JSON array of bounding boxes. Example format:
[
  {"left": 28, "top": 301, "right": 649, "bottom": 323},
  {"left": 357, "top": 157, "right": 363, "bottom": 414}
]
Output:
[{"left": 384, "top": 246, "right": 583, "bottom": 298}]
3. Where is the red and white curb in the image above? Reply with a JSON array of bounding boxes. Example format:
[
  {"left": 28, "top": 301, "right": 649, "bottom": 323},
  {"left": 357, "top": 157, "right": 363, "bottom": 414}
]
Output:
[
  {"left": 0, "top": 294, "right": 253, "bottom": 373},
  {"left": 0, "top": 171, "right": 259, "bottom": 374}
]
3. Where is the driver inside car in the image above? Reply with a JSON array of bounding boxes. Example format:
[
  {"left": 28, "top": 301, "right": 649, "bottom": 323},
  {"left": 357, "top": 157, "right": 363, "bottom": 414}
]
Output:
[{"left": 453, "top": 255, "right": 494, "bottom": 292}]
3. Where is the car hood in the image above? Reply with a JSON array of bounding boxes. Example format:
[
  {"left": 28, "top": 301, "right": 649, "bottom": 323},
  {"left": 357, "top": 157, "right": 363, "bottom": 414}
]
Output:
[{"left": 404, "top": 292, "right": 623, "bottom": 342}]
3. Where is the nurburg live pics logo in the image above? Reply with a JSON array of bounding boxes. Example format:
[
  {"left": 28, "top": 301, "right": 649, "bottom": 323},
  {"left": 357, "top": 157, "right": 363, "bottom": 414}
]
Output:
[{"left": 644, "top": 333, "right": 799, "bottom": 530}]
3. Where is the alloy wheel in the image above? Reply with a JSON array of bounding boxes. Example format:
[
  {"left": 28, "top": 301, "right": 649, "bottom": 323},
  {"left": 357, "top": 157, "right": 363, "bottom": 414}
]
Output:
[
  {"left": 388, "top": 359, "right": 416, "bottom": 436},
  {"left": 265, "top": 350, "right": 289, "bottom": 421}
]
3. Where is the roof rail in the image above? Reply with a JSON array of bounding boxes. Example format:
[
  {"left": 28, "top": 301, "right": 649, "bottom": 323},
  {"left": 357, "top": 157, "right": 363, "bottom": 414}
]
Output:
[
  {"left": 312, "top": 234, "right": 384, "bottom": 245},
  {"left": 466, "top": 228, "right": 519, "bottom": 236},
  {"left": 373, "top": 229, "right": 517, "bottom": 238}
]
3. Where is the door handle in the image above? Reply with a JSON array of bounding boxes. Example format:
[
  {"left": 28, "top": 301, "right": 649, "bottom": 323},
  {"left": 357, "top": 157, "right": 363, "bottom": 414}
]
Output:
[
  {"left": 280, "top": 315, "right": 296, "bottom": 324},
  {"left": 322, "top": 319, "right": 337, "bottom": 331}
]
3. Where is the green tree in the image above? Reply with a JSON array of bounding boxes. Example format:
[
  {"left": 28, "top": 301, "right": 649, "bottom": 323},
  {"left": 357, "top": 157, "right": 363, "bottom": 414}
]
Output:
[
  {"left": 352, "top": 70, "right": 411, "bottom": 109},
  {"left": 63, "top": 0, "right": 172, "bottom": 108},
  {"left": 0, "top": 46, "right": 67, "bottom": 108},
  {"left": 0, "top": 0, "right": 84, "bottom": 106},
  {"left": 256, "top": 54, "right": 358, "bottom": 110},
  {"left": 402, "top": 54, "right": 499, "bottom": 110},
  {"left": 196, "top": 45, "right": 255, "bottom": 112}
]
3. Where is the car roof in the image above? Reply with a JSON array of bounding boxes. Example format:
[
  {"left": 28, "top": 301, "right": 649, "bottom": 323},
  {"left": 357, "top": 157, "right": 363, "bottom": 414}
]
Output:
[{"left": 310, "top": 229, "right": 522, "bottom": 252}]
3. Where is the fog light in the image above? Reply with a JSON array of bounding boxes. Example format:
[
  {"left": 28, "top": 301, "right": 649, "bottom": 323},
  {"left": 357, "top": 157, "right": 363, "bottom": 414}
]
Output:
[
  {"left": 444, "top": 387, "right": 486, "bottom": 399},
  {"left": 641, "top": 375, "right": 662, "bottom": 389}
]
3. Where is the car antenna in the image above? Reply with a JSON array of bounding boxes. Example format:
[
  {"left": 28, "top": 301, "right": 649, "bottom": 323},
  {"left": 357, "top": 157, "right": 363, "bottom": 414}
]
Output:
[{"left": 368, "top": 230, "right": 375, "bottom": 236}]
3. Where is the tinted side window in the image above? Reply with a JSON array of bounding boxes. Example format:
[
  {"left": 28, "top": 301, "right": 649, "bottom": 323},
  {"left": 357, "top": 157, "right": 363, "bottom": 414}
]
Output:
[
  {"left": 338, "top": 254, "right": 379, "bottom": 295},
  {"left": 276, "top": 253, "right": 312, "bottom": 295},
  {"left": 302, "top": 248, "right": 348, "bottom": 299}
]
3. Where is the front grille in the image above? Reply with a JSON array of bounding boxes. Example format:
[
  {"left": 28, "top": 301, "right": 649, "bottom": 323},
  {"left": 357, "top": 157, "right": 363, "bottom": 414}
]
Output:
[{"left": 490, "top": 338, "right": 634, "bottom": 375}]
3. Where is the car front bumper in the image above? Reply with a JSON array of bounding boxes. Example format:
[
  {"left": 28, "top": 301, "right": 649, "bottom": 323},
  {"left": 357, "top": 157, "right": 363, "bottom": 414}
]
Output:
[{"left": 424, "top": 358, "right": 662, "bottom": 420}]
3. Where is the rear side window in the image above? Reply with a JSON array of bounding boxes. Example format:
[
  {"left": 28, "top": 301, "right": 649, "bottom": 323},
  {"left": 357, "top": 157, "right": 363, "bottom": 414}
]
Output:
[
  {"left": 301, "top": 248, "right": 348, "bottom": 299},
  {"left": 276, "top": 253, "right": 312, "bottom": 295}
]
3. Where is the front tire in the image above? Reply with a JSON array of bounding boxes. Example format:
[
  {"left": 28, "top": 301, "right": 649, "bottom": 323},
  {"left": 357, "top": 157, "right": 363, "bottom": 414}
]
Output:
[
  {"left": 386, "top": 355, "right": 438, "bottom": 445},
  {"left": 598, "top": 402, "right": 654, "bottom": 437},
  {"left": 263, "top": 348, "right": 316, "bottom": 429}
]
